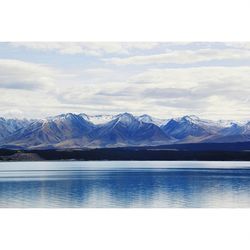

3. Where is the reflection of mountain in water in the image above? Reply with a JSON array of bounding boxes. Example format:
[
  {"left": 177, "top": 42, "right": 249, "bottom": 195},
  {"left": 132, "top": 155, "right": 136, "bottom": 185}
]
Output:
[{"left": 1, "top": 165, "right": 250, "bottom": 207}]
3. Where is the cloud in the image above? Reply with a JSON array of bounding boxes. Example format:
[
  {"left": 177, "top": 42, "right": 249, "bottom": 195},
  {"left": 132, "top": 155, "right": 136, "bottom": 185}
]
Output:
[
  {"left": 142, "top": 88, "right": 191, "bottom": 98},
  {"left": 0, "top": 82, "right": 41, "bottom": 90},
  {"left": 10, "top": 42, "right": 160, "bottom": 56},
  {"left": 0, "top": 59, "right": 60, "bottom": 90},
  {"left": 2, "top": 43, "right": 250, "bottom": 120},
  {"left": 104, "top": 48, "right": 250, "bottom": 65},
  {"left": 225, "top": 42, "right": 250, "bottom": 50},
  {"left": 55, "top": 66, "right": 250, "bottom": 119},
  {"left": 83, "top": 68, "right": 114, "bottom": 75},
  {"left": 54, "top": 66, "right": 250, "bottom": 118},
  {"left": 129, "top": 66, "right": 250, "bottom": 89}
]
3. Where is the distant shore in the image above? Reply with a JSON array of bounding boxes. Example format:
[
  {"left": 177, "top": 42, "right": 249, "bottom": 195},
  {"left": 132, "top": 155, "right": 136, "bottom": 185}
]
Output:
[{"left": 2, "top": 142, "right": 250, "bottom": 161}]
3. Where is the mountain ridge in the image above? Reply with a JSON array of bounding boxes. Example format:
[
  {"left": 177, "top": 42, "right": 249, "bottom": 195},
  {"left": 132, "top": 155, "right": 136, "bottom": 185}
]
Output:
[{"left": 1, "top": 113, "right": 250, "bottom": 149}]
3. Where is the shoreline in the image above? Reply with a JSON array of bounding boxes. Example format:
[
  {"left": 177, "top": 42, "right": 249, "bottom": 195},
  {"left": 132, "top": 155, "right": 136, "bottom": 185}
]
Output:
[{"left": 2, "top": 148, "right": 250, "bottom": 162}]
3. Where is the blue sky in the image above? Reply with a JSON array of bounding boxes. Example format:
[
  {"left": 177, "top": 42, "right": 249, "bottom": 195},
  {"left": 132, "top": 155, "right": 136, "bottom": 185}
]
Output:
[{"left": 1, "top": 42, "right": 250, "bottom": 120}]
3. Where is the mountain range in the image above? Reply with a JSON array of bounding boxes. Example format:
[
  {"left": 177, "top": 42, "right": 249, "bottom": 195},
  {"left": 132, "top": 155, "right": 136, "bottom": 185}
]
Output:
[{"left": 0, "top": 112, "right": 250, "bottom": 149}]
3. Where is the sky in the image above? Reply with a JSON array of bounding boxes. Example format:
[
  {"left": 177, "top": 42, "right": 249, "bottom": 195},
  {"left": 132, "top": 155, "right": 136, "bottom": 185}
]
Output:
[{"left": 1, "top": 42, "right": 250, "bottom": 120}]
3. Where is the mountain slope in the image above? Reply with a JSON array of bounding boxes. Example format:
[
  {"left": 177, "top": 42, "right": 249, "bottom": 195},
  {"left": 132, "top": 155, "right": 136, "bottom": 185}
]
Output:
[
  {"left": 161, "top": 116, "right": 211, "bottom": 141},
  {"left": 89, "top": 113, "right": 171, "bottom": 147},
  {"left": 136, "top": 114, "right": 165, "bottom": 126},
  {"left": 203, "top": 121, "right": 250, "bottom": 143},
  {"left": 2, "top": 113, "right": 94, "bottom": 148},
  {"left": 1, "top": 112, "right": 250, "bottom": 149},
  {"left": 0, "top": 117, "right": 31, "bottom": 141}
]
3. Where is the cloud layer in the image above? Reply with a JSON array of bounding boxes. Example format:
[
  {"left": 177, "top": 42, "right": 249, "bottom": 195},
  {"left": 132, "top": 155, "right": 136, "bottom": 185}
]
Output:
[
  {"left": 10, "top": 42, "right": 160, "bottom": 56},
  {"left": 1, "top": 42, "right": 250, "bottom": 120},
  {"left": 105, "top": 48, "right": 250, "bottom": 65}
]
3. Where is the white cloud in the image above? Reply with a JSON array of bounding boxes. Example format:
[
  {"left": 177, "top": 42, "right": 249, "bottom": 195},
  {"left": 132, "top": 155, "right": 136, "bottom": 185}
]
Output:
[
  {"left": 48, "top": 66, "right": 250, "bottom": 120},
  {"left": 225, "top": 42, "right": 250, "bottom": 50},
  {"left": 104, "top": 48, "right": 250, "bottom": 65},
  {"left": 10, "top": 42, "right": 160, "bottom": 56},
  {"left": 2, "top": 63, "right": 250, "bottom": 120},
  {"left": 82, "top": 68, "right": 114, "bottom": 78},
  {"left": 129, "top": 66, "right": 250, "bottom": 89},
  {"left": 0, "top": 59, "right": 60, "bottom": 90},
  {"left": 2, "top": 42, "right": 250, "bottom": 120}
]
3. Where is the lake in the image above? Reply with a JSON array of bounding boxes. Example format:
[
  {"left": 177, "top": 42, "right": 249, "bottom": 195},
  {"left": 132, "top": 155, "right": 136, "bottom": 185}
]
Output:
[{"left": 1, "top": 161, "right": 250, "bottom": 207}]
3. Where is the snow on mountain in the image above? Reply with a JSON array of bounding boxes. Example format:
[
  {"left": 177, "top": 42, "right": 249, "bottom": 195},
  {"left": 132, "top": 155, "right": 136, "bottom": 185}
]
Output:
[
  {"left": 219, "top": 123, "right": 243, "bottom": 136},
  {"left": 201, "top": 120, "right": 250, "bottom": 143},
  {"left": 161, "top": 115, "right": 212, "bottom": 140},
  {"left": 79, "top": 113, "right": 115, "bottom": 125},
  {"left": 136, "top": 114, "right": 166, "bottom": 126},
  {"left": 89, "top": 113, "right": 170, "bottom": 147},
  {"left": 163, "top": 115, "right": 243, "bottom": 136},
  {"left": 80, "top": 113, "right": 166, "bottom": 126},
  {"left": 1, "top": 113, "right": 94, "bottom": 148},
  {"left": 1, "top": 112, "right": 250, "bottom": 149},
  {"left": 115, "top": 112, "right": 137, "bottom": 125},
  {"left": 0, "top": 118, "right": 11, "bottom": 140},
  {"left": 0, "top": 117, "right": 31, "bottom": 141}
]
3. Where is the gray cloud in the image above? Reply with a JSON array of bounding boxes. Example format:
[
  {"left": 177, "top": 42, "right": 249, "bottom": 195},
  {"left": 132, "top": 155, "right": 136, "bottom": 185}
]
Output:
[
  {"left": 10, "top": 42, "right": 160, "bottom": 56},
  {"left": 0, "top": 59, "right": 59, "bottom": 91},
  {"left": 142, "top": 88, "right": 191, "bottom": 99},
  {"left": 2, "top": 43, "right": 250, "bottom": 120},
  {"left": 0, "top": 82, "right": 43, "bottom": 90},
  {"left": 104, "top": 49, "right": 250, "bottom": 65}
]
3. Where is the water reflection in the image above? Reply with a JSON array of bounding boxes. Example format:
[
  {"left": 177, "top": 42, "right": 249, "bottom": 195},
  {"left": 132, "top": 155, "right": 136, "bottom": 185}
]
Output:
[{"left": 1, "top": 161, "right": 250, "bottom": 207}]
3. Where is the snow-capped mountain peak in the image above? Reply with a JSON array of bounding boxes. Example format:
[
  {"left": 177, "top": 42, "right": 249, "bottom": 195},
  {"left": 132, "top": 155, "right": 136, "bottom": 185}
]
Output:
[
  {"left": 137, "top": 114, "right": 153, "bottom": 123},
  {"left": 2, "top": 112, "right": 250, "bottom": 149},
  {"left": 78, "top": 113, "right": 89, "bottom": 121},
  {"left": 137, "top": 114, "right": 166, "bottom": 126},
  {"left": 115, "top": 112, "right": 136, "bottom": 125},
  {"left": 79, "top": 114, "right": 115, "bottom": 125},
  {"left": 181, "top": 115, "right": 200, "bottom": 122}
]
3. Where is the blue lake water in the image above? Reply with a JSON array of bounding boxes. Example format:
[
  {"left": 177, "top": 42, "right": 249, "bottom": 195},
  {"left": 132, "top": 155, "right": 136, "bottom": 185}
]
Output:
[{"left": 1, "top": 161, "right": 250, "bottom": 207}]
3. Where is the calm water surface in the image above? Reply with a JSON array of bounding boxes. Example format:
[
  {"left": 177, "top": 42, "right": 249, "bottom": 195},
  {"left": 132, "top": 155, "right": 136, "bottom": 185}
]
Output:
[{"left": 1, "top": 161, "right": 250, "bottom": 208}]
